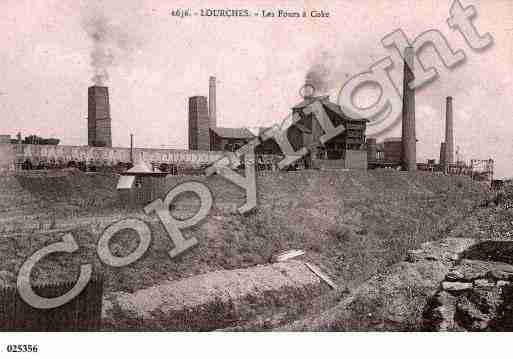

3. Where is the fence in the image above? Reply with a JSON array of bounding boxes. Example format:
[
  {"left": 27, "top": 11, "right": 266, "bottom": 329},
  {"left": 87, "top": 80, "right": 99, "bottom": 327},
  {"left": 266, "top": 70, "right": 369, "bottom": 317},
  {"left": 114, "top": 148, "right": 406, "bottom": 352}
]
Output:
[{"left": 0, "top": 274, "right": 103, "bottom": 331}]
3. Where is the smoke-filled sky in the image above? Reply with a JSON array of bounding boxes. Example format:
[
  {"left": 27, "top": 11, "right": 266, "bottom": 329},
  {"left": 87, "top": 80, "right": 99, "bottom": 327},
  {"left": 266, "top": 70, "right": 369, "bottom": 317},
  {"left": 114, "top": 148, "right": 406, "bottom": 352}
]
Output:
[
  {"left": 82, "top": 7, "right": 143, "bottom": 86},
  {"left": 0, "top": 0, "right": 512, "bottom": 177}
]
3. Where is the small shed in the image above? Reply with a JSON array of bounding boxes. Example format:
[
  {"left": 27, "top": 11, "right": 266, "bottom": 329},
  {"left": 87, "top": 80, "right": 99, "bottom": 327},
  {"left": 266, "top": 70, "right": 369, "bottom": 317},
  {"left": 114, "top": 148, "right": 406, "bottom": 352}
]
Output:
[{"left": 117, "top": 161, "right": 168, "bottom": 206}]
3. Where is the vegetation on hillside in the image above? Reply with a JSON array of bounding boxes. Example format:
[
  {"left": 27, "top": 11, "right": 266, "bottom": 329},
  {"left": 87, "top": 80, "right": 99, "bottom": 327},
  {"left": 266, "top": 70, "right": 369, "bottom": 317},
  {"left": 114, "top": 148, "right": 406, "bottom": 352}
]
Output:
[{"left": 0, "top": 170, "right": 490, "bottom": 298}]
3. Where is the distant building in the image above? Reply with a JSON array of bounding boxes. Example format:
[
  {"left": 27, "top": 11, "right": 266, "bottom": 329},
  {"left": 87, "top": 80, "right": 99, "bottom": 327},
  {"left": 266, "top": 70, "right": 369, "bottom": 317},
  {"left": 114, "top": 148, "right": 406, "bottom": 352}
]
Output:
[
  {"left": 8, "top": 135, "right": 59, "bottom": 145},
  {"left": 0, "top": 135, "right": 11, "bottom": 144},
  {"left": 384, "top": 138, "right": 403, "bottom": 162},
  {"left": 209, "top": 127, "right": 255, "bottom": 152}
]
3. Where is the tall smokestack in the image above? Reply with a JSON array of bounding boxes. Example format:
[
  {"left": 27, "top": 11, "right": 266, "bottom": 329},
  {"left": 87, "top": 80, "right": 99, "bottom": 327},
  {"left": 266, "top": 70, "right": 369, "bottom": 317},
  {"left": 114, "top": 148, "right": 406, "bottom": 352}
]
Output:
[
  {"left": 88, "top": 85, "right": 112, "bottom": 147},
  {"left": 401, "top": 46, "right": 416, "bottom": 171},
  {"left": 445, "top": 96, "right": 454, "bottom": 165},
  {"left": 440, "top": 142, "right": 446, "bottom": 166},
  {"left": 209, "top": 76, "right": 216, "bottom": 129}
]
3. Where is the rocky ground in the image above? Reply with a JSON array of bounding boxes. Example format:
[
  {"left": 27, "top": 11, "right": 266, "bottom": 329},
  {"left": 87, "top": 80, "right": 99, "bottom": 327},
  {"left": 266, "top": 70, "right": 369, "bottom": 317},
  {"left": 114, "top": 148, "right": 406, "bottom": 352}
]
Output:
[
  {"left": 419, "top": 184, "right": 513, "bottom": 331},
  {"left": 280, "top": 184, "right": 513, "bottom": 332},
  {"left": 282, "top": 237, "right": 480, "bottom": 331},
  {"left": 423, "top": 256, "right": 513, "bottom": 331}
]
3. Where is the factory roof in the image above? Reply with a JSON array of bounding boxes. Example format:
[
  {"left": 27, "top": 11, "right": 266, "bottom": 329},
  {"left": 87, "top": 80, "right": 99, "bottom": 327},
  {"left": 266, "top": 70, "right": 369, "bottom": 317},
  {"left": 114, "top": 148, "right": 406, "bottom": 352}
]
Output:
[{"left": 210, "top": 127, "right": 256, "bottom": 139}]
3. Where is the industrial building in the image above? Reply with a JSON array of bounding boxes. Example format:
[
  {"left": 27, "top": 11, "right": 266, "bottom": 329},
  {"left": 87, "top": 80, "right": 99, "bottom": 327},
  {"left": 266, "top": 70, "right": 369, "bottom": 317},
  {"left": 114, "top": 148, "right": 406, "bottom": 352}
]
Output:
[
  {"left": 210, "top": 127, "right": 256, "bottom": 152},
  {"left": 187, "top": 76, "right": 264, "bottom": 154},
  {"left": 290, "top": 95, "right": 367, "bottom": 169},
  {"left": 383, "top": 138, "right": 403, "bottom": 163},
  {"left": 188, "top": 77, "right": 368, "bottom": 169},
  {"left": 187, "top": 87, "right": 258, "bottom": 153}
]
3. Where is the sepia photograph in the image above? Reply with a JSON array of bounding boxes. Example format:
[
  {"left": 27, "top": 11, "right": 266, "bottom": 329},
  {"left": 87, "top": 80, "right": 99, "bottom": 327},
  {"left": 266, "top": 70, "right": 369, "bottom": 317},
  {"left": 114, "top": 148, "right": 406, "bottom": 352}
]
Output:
[{"left": 0, "top": 0, "right": 512, "bottom": 357}]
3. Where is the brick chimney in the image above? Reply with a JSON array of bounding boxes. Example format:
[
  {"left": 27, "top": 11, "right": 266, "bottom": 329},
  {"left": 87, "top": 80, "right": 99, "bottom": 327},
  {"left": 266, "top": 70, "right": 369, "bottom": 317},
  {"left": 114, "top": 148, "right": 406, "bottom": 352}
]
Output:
[
  {"left": 445, "top": 96, "right": 454, "bottom": 165},
  {"left": 401, "top": 46, "right": 416, "bottom": 171},
  {"left": 88, "top": 86, "right": 112, "bottom": 147}
]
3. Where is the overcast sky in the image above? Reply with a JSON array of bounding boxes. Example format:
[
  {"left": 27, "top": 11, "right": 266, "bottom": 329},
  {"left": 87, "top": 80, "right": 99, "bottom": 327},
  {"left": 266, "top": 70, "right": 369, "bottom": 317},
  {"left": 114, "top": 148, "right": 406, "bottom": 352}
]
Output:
[{"left": 0, "top": 0, "right": 512, "bottom": 177}]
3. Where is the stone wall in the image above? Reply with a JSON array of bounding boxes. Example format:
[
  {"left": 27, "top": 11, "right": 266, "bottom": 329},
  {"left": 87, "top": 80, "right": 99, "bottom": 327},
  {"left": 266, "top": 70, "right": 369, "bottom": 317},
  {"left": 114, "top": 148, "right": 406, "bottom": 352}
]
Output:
[
  {"left": 423, "top": 241, "right": 513, "bottom": 331},
  {"left": 281, "top": 237, "right": 513, "bottom": 331}
]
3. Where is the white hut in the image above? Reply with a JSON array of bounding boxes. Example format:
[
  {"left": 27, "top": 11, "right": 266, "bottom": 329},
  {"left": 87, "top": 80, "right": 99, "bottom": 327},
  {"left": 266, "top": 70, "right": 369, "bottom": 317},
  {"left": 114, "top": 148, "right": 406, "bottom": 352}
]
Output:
[{"left": 117, "top": 161, "right": 167, "bottom": 206}]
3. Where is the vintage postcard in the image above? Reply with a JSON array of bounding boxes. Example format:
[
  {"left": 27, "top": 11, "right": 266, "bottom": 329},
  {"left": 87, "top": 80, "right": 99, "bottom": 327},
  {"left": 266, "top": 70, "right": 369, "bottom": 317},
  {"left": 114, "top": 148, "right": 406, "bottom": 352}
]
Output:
[{"left": 0, "top": 0, "right": 512, "bottom": 357}]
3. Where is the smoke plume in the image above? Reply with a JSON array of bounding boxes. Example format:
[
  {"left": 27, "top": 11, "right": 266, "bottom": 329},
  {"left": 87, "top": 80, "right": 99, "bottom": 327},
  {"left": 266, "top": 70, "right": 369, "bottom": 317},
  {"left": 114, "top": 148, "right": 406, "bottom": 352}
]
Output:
[
  {"left": 305, "top": 57, "right": 332, "bottom": 93},
  {"left": 305, "top": 51, "right": 350, "bottom": 94},
  {"left": 83, "top": 9, "right": 140, "bottom": 85}
]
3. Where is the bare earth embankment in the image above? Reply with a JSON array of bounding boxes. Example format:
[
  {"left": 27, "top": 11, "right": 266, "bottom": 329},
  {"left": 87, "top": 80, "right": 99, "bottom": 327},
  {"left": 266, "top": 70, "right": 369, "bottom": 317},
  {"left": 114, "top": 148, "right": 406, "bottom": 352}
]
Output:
[{"left": 0, "top": 169, "right": 491, "bottom": 330}]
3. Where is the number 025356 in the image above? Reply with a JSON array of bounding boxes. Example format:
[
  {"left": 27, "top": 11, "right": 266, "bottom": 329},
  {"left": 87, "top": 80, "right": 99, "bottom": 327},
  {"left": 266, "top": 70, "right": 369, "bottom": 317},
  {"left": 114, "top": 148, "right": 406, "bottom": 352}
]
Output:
[{"left": 6, "top": 344, "right": 39, "bottom": 353}]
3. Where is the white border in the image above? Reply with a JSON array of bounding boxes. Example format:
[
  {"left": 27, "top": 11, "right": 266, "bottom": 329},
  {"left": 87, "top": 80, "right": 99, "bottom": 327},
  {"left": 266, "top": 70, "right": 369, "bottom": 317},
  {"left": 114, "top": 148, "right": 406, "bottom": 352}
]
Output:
[{"left": 0, "top": 332, "right": 510, "bottom": 359}]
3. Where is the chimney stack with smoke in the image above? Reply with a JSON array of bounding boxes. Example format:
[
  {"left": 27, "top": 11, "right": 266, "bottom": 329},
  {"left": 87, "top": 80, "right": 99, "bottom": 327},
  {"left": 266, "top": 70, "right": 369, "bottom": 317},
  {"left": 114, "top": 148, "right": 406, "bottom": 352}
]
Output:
[
  {"left": 88, "top": 86, "right": 112, "bottom": 147},
  {"left": 209, "top": 76, "right": 217, "bottom": 129},
  {"left": 444, "top": 96, "right": 454, "bottom": 166},
  {"left": 401, "top": 46, "right": 416, "bottom": 172},
  {"left": 83, "top": 9, "right": 141, "bottom": 86}
]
